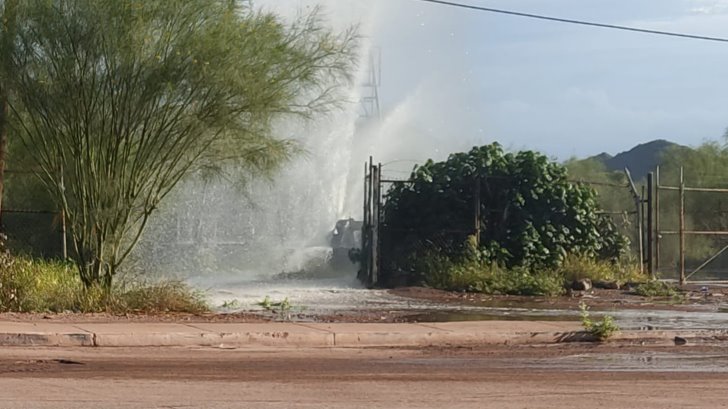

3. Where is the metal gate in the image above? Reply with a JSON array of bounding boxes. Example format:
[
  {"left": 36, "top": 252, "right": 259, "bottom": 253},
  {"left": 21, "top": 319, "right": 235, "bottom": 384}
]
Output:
[{"left": 655, "top": 166, "right": 728, "bottom": 283}]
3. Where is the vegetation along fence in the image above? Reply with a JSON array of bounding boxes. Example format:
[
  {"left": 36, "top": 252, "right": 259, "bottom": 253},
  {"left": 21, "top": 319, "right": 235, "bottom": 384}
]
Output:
[
  {"left": 362, "top": 157, "right": 728, "bottom": 287},
  {"left": 361, "top": 157, "right": 650, "bottom": 288},
  {"left": 2, "top": 169, "right": 67, "bottom": 258},
  {"left": 655, "top": 166, "right": 728, "bottom": 283}
]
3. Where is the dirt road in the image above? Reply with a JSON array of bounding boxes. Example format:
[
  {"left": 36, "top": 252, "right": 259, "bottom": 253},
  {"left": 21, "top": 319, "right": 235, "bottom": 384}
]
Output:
[{"left": 0, "top": 345, "right": 727, "bottom": 408}]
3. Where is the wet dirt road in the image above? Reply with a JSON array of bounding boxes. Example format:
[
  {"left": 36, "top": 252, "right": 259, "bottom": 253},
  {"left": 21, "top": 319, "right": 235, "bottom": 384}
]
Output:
[{"left": 1, "top": 345, "right": 728, "bottom": 408}]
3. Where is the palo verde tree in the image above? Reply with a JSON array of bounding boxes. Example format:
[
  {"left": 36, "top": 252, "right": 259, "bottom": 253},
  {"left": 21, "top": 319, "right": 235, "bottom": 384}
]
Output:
[
  {"left": 382, "top": 143, "right": 628, "bottom": 281},
  {"left": 0, "top": 0, "right": 18, "bottom": 220},
  {"left": 10, "top": 0, "right": 357, "bottom": 289}
]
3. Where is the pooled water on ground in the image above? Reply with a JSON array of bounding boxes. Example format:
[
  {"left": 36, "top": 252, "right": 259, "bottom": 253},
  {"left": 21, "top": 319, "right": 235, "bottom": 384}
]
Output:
[
  {"left": 197, "top": 275, "right": 409, "bottom": 313},
  {"left": 194, "top": 274, "right": 728, "bottom": 331},
  {"left": 407, "top": 306, "right": 728, "bottom": 331},
  {"left": 523, "top": 352, "right": 728, "bottom": 372}
]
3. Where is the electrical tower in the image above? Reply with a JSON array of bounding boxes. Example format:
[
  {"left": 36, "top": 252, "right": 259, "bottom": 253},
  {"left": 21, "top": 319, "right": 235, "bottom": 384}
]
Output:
[{"left": 360, "top": 47, "right": 381, "bottom": 120}]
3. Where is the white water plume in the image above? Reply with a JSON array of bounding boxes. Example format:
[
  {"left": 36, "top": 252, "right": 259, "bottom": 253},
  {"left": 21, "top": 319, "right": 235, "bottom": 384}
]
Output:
[
  {"left": 131, "top": 3, "right": 373, "bottom": 282},
  {"left": 131, "top": 0, "right": 484, "bottom": 288}
]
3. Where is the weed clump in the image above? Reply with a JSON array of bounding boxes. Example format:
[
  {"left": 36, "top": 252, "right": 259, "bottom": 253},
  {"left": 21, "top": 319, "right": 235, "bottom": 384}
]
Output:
[
  {"left": 0, "top": 254, "right": 207, "bottom": 314},
  {"left": 556, "top": 254, "right": 645, "bottom": 286},
  {"left": 634, "top": 280, "right": 680, "bottom": 298},
  {"left": 417, "top": 241, "right": 642, "bottom": 297},
  {"left": 579, "top": 302, "right": 619, "bottom": 341}
]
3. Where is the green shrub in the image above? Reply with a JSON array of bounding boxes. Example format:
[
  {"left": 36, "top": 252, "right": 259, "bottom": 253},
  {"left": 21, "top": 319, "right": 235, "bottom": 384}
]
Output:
[{"left": 381, "top": 143, "right": 629, "bottom": 280}]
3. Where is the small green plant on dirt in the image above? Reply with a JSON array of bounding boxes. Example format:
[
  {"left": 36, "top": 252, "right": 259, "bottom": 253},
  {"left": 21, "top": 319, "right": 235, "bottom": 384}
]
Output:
[
  {"left": 220, "top": 299, "right": 242, "bottom": 310},
  {"left": 579, "top": 302, "right": 619, "bottom": 341},
  {"left": 257, "top": 296, "right": 293, "bottom": 312},
  {"left": 634, "top": 280, "right": 679, "bottom": 298},
  {"left": 257, "top": 296, "right": 295, "bottom": 320}
]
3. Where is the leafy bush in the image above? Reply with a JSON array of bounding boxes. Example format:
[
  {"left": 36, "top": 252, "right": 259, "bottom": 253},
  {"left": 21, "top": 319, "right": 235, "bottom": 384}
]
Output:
[
  {"left": 634, "top": 281, "right": 679, "bottom": 298},
  {"left": 381, "top": 143, "right": 629, "bottom": 286},
  {"left": 0, "top": 255, "right": 207, "bottom": 313}
]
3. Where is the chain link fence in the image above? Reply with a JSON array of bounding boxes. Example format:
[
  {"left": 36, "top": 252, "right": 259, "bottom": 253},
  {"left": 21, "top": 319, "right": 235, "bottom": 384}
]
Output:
[
  {"left": 361, "top": 160, "right": 644, "bottom": 287},
  {"left": 2, "top": 170, "right": 66, "bottom": 258}
]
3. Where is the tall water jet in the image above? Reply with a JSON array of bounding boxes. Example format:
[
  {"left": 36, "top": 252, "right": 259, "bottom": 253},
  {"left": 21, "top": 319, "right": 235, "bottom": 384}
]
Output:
[
  {"left": 129, "top": 0, "right": 482, "bottom": 312},
  {"left": 131, "top": 2, "right": 376, "bottom": 294}
]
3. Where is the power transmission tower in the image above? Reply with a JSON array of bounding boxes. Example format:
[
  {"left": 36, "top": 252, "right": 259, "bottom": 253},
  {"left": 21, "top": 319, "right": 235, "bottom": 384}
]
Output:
[{"left": 360, "top": 47, "right": 381, "bottom": 120}]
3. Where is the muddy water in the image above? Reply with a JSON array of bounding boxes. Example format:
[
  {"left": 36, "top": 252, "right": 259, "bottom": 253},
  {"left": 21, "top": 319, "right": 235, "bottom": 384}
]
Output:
[
  {"left": 409, "top": 308, "right": 728, "bottom": 331},
  {"left": 200, "top": 276, "right": 728, "bottom": 331},
  {"left": 607, "top": 309, "right": 728, "bottom": 331},
  {"left": 524, "top": 352, "right": 728, "bottom": 372},
  {"left": 406, "top": 306, "right": 728, "bottom": 331},
  {"left": 203, "top": 276, "right": 412, "bottom": 313}
]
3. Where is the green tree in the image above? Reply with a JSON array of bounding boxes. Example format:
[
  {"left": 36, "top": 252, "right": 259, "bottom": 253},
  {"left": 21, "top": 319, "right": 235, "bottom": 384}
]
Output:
[
  {"left": 10, "top": 0, "right": 357, "bottom": 289},
  {"left": 0, "top": 0, "right": 18, "bottom": 220},
  {"left": 381, "top": 143, "right": 628, "bottom": 282}
]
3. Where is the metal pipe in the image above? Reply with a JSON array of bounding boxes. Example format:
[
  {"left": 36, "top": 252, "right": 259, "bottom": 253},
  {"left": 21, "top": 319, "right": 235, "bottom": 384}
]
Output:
[
  {"left": 679, "top": 167, "right": 686, "bottom": 285},
  {"left": 647, "top": 172, "right": 654, "bottom": 278},
  {"left": 655, "top": 166, "right": 660, "bottom": 272}
]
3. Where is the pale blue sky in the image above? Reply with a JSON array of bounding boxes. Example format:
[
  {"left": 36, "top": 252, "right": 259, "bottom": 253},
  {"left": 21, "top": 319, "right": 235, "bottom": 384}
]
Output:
[{"left": 260, "top": 0, "right": 728, "bottom": 160}]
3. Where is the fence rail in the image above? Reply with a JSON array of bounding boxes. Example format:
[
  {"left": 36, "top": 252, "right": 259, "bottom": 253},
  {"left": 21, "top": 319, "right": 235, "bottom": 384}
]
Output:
[
  {"left": 655, "top": 166, "right": 728, "bottom": 284},
  {"left": 2, "top": 168, "right": 67, "bottom": 258}
]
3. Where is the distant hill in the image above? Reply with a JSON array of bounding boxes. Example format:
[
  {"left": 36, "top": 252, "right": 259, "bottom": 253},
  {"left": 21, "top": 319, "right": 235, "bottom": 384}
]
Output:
[{"left": 589, "top": 139, "right": 687, "bottom": 181}]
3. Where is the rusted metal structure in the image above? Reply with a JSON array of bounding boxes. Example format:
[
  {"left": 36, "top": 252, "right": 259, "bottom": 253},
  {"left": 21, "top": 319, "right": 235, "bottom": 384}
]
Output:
[
  {"left": 360, "top": 157, "right": 381, "bottom": 287},
  {"left": 654, "top": 166, "right": 728, "bottom": 284}
]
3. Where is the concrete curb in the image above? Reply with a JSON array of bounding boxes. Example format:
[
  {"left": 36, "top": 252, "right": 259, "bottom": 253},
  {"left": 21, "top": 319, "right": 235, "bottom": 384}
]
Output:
[
  {"left": 0, "top": 332, "right": 94, "bottom": 347},
  {"left": 0, "top": 321, "right": 724, "bottom": 348}
]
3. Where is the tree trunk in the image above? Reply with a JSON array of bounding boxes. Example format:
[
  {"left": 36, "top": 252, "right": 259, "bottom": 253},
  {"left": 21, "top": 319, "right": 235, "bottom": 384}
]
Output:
[{"left": 0, "top": 93, "right": 7, "bottom": 225}]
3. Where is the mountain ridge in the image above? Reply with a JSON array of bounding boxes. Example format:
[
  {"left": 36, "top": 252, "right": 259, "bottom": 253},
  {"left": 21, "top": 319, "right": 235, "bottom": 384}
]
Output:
[{"left": 587, "top": 139, "right": 687, "bottom": 180}]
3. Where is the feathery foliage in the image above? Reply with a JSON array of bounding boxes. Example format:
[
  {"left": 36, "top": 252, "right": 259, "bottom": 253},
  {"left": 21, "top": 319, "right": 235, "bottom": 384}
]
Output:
[{"left": 9, "top": 0, "right": 357, "bottom": 288}]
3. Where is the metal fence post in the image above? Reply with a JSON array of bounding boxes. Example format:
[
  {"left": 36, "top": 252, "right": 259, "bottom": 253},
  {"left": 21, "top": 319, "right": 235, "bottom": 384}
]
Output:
[
  {"left": 679, "top": 167, "right": 686, "bottom": 285},
  {"left": 655, "top": 166, "right": 660, "bottom": 273},
  {"left": 473, "top": 176, "right": 481, "bottom": 247},
  {"left": 625, "top": 168, "right": 644, "bottom": 275},
  {"left": 370, "top": 162, "right": 380, "bottom": 287},
  {"left": 59, "top": 167, "right": 67, "bottom": 259},
  {"left": 646, "top": 172, "right": 654, "bottom": 278}
]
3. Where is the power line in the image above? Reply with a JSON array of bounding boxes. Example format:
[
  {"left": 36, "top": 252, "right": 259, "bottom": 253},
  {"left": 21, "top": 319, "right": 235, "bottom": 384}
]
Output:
[{"left": 415, "top": 0, "right": 728, "bottom": 43}]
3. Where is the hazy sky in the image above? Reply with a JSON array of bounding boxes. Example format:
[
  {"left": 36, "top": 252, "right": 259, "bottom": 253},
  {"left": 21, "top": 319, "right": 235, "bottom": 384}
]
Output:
[{"left": 258, "top": 0, "right": 728, "bottom": 160}]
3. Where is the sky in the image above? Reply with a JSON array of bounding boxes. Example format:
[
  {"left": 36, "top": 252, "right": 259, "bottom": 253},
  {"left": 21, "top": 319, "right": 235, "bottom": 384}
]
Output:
[{"left": 256, "top": 0, "right": 728, "bottom": 161}]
